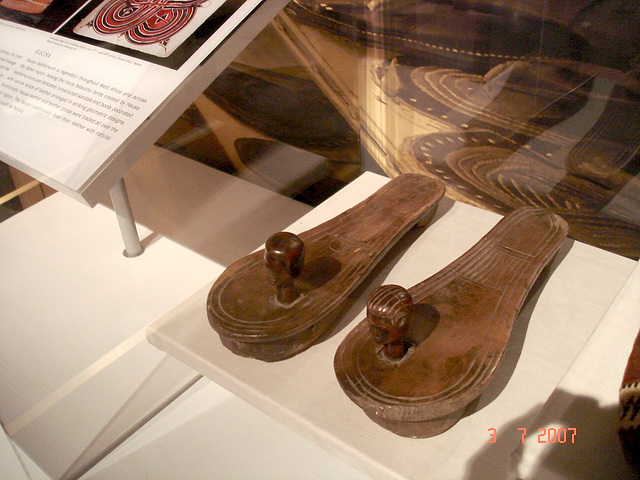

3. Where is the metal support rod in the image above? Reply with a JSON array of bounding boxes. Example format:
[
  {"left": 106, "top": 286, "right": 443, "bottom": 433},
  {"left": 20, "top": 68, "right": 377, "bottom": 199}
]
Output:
[{"left": 110, "top": 178, "right": 144, "bottom": 257}]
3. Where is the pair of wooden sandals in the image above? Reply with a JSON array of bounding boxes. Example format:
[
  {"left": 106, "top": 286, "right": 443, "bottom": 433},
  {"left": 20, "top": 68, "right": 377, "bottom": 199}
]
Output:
[{"left": 207, "top": 174, "right": 569, "bottom": 438}]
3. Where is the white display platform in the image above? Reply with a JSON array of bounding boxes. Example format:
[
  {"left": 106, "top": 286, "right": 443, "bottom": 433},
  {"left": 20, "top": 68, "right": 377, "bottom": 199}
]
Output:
[
  {"left": 0, "top": 424, "right": 49, "bottom": 480},
  {"left": 511, "top": 260, "right": 640, "bottom": 480},
  {"left": 0, "top": 422, "right": 37, "bottom": 480},
  {"left": 1, "top": 377, "right": 373, "bottom": 480},
  {"left": 146, "top": 172, "right": 637, "bottom": 480},
  {"left": 0, "top": 146, "right": 311, "bottom": 480},
  {"left": 79, "top": 377, "right": 373, "bottom": 480}
]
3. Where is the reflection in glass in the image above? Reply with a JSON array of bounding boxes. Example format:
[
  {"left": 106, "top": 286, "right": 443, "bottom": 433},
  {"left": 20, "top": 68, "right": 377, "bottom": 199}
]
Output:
[
  {"left": 283, "top": 0, "right": 640, "bottom": 258},
  {"left": 0, "top": 0, "right": 54, "bottom": 15}
]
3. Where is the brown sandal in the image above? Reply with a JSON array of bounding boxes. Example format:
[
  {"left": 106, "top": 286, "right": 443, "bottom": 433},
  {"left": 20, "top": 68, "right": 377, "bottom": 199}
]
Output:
[
  {"left": 334, "top": 207, "right": 568, "bottom": 437},
  {"left": 207, "top": 174, "right": 445, "bottom": 362}
]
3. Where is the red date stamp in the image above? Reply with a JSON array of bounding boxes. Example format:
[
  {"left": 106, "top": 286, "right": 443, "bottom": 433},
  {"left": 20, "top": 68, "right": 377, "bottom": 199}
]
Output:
[{"left": 488, "top": 427, "right": 577, "bottom": 443}]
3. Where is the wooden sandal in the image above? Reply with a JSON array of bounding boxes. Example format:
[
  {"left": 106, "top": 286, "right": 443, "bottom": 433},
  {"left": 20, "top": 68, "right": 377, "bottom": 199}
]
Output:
[
  {"left": 207, "top": 174, "right": 445, "bottom": 362},
  {"left": 334, "top": 207, "right": 568, "bottom": 437}
]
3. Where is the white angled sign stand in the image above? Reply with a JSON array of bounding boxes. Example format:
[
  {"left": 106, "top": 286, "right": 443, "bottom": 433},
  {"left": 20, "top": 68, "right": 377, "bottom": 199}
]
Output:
[{"left": 0, "top": 0, "right": 288, "bottom": 256}]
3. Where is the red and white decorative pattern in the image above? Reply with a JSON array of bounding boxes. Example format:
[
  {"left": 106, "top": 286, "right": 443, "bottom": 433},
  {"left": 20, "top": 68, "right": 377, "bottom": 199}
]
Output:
[
  {"left": 74, "top": 0, "right": 223, "bottom": 57},
  {"left": 90, "top": 0, "right": 207, "bottom": 47}
]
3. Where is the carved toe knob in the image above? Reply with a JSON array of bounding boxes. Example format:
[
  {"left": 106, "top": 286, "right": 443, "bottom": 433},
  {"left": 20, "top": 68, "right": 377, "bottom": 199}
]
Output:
[
  {"left": 367, "top": 284, "right": 413, "bottom": 360},
  {"left": 265, "top": 232, "right": 305, "bottom": 305}
]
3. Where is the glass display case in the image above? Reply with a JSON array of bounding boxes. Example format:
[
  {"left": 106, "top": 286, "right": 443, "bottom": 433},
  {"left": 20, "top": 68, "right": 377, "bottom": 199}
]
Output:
[
  {"left": 3, "top": 1, "right": 639, "bottom": 258},
  {"left": 1, "top": 1, "right": 639, "bottom": 479},
  {"left": 185, "top": 0, "right": 640, "bottom": 257}
]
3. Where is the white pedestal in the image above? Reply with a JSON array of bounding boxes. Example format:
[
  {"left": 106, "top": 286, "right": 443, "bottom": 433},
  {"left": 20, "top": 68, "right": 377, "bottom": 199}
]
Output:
[
  {"left": 146, "top": 172, "right": 637, "bottom": 480},
  {"left": 80, "top": 377, "right": 373, "bottom": 480}
]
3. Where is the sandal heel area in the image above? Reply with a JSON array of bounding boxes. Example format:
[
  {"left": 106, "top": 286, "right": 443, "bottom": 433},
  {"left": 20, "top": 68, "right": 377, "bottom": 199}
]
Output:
[{"left": 414, "top": 204, "right": 439, "bottom": 228}]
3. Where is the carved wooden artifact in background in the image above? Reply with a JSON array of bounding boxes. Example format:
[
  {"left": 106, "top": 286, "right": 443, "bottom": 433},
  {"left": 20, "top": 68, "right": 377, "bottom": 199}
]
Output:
[
  {"left": 619, "top": 328, "right": 640, "bottom": 467},
  {"left": 335, "top": 207, "right": 568, "bottom": 437},
  {"left": 207, "top": 174, "right": 445, "bottom": 361}
]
